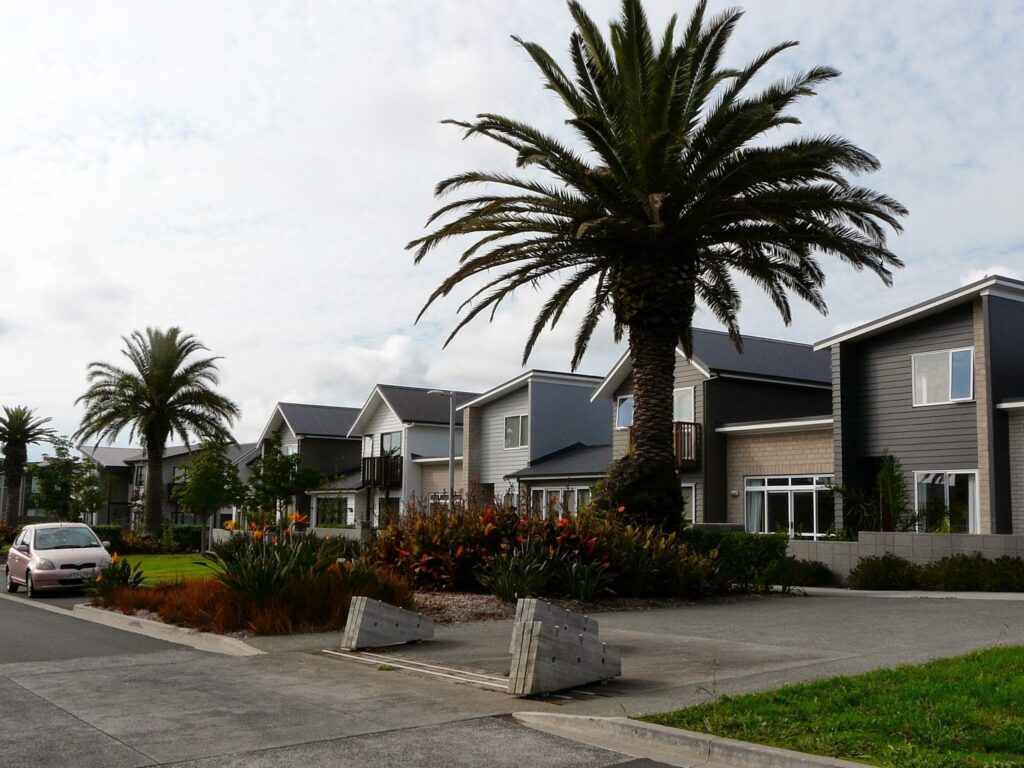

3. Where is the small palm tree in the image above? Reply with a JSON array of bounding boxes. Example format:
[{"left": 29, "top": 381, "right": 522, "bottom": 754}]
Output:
[
  {"left": 74, "top": 328, "right": 240, "bottom": 537},
  {"left": 409, "top": 0, "right": 907, "bottom": 525},
  {"left": 0, "top": 407, "right": 56, "bottom": 525}
]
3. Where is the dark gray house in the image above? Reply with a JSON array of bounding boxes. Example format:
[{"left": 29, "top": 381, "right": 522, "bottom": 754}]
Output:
[{"left": 816, "top": 274, "right": 1024, "bottom": 535}]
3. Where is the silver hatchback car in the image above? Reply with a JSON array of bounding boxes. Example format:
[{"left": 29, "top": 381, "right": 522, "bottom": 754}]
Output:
[{"left": 5, "top": 523, "right": 112, "bottom": 597}]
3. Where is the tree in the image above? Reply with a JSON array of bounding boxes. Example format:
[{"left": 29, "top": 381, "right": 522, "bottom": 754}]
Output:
[
  {"left": 242, "top": 434, "right": 323, "bottom": 528},
  {"left": 172, "top": 442, "right": 245, "bottom": 551},
  {"left": 0, "top": 407, "right": 56, "bottom": 525},
  {"left": 409, "top": 0, "right": 906, "bottom": 526},
  {"left": 74, "top": 327, "right": 241, "bottom": 537},
  {"left": 31, "top": 437, "right": 105, "bottom": 522}
]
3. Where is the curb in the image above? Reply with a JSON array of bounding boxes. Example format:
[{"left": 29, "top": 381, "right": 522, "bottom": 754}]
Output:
[
  {"left": 513, "top": 712, "right": 868, "bottom": 768},
  {"left": 72, "top": 604, "right": 264, "bottom": 657},
  {"left": 801, "top": 586, "right": 1024, "bottom": 601}
]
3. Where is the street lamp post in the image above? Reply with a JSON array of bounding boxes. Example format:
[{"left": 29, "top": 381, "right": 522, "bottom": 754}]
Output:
[{"left": 428, "top": 389, "right": 457, "bottom": 508}]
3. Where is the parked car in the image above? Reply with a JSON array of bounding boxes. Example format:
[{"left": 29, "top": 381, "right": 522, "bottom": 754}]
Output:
[{"left": 5, "top": 523, "right": 112, "bottom": 597}]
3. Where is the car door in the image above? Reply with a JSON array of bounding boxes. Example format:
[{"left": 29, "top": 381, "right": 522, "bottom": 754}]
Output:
[{"left": 7, "top": 530, "right": 28, "bottom": 582}]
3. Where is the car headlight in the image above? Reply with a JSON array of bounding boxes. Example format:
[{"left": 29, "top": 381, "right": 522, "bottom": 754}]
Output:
[
  {"left": 99, "top": 555, "right": 112, "bottom": 567},
  {"left": 35, "top": 558, "right": 56, "bottom": 571}
]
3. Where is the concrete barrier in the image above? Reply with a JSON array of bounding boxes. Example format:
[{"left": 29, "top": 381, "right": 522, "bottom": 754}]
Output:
[
  {"left": 341, "top": 597, "right": 434, "bottom": 650},
  {"left": 508, "top": 599, "right": 620, "bottom": 696}
]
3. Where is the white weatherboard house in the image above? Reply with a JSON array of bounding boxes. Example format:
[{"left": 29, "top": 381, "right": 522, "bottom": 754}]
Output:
[
  {"left": 459, "top": 370, "right": 612, "bottom": 515},
  {"left": 347, "top": 384, "right": 479, "bottom": 521}
]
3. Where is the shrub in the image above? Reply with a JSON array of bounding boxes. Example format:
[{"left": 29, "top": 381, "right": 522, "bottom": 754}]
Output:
[
  {"left": 0, "top": 523, "right": 21, "bottom": 545},
  {"left": 847, "top": 554, "right": 921, "bottom": 590},
  {"left": 554, "top": 558, "right": 615, "bottom": 601},
  {"left": 163, "top": 524, "right": 203, "bottom": 553},
  {"left": 918, "top": 553, "right": 988, "bottom": 591},
  {"left": 90, "top": 525, "right": 123, "bottom": 550},
  {"left": 767, "top": 557, "right": 834, "bottom": 591},
  {"left": 121, "top": 531, "right": 159, "bottom": 554},
  {"left": 680, "top": 529, "right": 789, "bottom": 592},
  {"left": 476, "top": 545, "right": 551, "bottom": 604},
  {"left": 982, "top": 556, "right": 1024, "bottom": 592},
  {"left": 88, "top": 555, "right": 145, "bottom": 598}
]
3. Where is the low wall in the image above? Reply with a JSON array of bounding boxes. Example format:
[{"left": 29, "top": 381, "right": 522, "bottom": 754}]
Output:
[
  {"left": 309, "top": 526, "right": 362, "bottom": 542},
  {"left": 789, "top": 532, "right": 1024, "bottom": 581}
]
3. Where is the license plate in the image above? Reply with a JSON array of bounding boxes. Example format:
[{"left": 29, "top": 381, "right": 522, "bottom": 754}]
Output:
[{"left": 68, "top": 572, "right": 85, "bottom": 580}]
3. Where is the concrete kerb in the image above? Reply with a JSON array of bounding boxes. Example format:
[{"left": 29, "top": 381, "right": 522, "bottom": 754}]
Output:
[
  {"left": 513, "top": 712, "right": 869, "bottom": 768},
  {"left": 800, "top": 586, "right": 1024, "bottom": 601},
  {"left": 72, "top": 604, "right": 264, "bottom": 657}
]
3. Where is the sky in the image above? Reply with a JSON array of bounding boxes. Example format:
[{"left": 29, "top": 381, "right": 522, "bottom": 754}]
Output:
[{"left": 1, "top": 0, "right": 1021, "bottom": 457}]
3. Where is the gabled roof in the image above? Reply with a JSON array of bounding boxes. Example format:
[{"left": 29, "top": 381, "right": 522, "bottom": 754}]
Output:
[
  {"left": 814, "top": 274, "right": 1024, "bottom": 350},
  {"left": 126, "top": 442, "right": 257, "bottom": 464},
  {"left": 506, "top": 443, "right": 611, "bottom": 480},
  {"left": 592, "top": 328, "right": 831, "bottom": 401},
  {"left": 456, "top": 369, "right": 604, "bottom": 412},
  {"left": 77, "top": 446, "right": 141, "bottom": 468},
  {"left": 348, "top": 384, "right": 479, "bottom": 436},
  {"left": 257, "top": 402, "right": 361, "bottom": 444}
]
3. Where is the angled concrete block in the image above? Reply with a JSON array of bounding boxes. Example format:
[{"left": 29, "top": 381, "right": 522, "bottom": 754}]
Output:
[
  {"left": 509, "top": 599, "right": 598, "bottom": 652},
  {"left": 341, "top": 596, "right": 434, "bottom": 650}
]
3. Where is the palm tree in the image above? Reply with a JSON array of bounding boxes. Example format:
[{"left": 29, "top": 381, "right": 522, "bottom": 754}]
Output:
[
  {"left": 74, "top": 328, "right": 240, "bottom": 537},
  {"left": 0, "top": 407, "right": 56, "bottom": 525},
  {"left": 409, "top": 0, "right": 907, "bottom": 525}
]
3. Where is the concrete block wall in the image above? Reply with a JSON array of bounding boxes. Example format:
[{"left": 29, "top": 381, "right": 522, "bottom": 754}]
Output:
[
  {"left": 725, "top": 430, "right": 834, "bottom": 525},
  {"left": 788, "top": 531, "right": 1024, "bottom": 581}
]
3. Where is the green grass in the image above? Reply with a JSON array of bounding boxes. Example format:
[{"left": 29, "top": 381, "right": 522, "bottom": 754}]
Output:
[
  {"left": 641, "top": 646, "right": 1024, "bottom": 768},
  {"left": 118, "top": 554, "right": 212, "bottom": 584}
]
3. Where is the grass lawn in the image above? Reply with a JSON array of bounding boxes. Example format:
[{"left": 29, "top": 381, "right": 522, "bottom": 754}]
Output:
[
  {"left": 119, "top": 553, "right": 212, "bottom": 584},
  {"left": 641, "top": 646, "right": 1024, "bottom": 768}
]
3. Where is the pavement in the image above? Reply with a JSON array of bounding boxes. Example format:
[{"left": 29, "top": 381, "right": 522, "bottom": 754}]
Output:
[{"left": 0, "top": 589, "right": 1021, "bottom": 767}]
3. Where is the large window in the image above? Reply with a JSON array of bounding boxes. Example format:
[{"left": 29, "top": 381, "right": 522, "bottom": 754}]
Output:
[
  {"left": 362, "top": 435, "right": 374, "bottom": 457},
  {"left": 673, "top": 387, "right": 695, "bottom": 423},
  {"left": 914, "top": 471, "right": 977, "bottom": 533},
  {"left": 381, "top": 431, "right": 402, "bottom": 455},
  {"left": 314, "top": 497, "right": 352, "bottom": 527},
  {"left": 504, "top": 415, "right": 529, "bottom": 449},
  {"left": 745, "top": 475, "right": 835, "bottom": 539},
  {"left": 529, "top": 486, "right": 593, "bottom": 517},
  {"left": 616, "top": 395, "right": 634, "bottom": 429},
  {"left": 912, "top": 348, "right": 974, "bottom": 406}
]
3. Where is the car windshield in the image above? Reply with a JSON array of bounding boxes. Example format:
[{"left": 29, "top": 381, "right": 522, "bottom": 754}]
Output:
[{"left": 33, "top": 528, "right": 102, "bottom": 550}]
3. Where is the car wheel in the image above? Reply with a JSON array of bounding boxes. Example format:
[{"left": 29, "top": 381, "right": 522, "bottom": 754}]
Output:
[
  {"left": 25, "top": 571, "right": 35, "bottom": 599},
  {"left": 4, "top": 567, "right": 17, "bottom": 594}
]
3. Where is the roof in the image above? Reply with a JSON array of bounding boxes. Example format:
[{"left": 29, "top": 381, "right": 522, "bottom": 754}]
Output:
[
  {"left": 456, "top": 369, "right": 605, "bottom": 412},
  {"left": 592, "top": 328, "right": 831, "bottom": 400},
  {"left": 127, "top": 442, "right": 257, "bottom": 464},
  {"left": 257, "top": 402, "right": 362, "bottom": 444},
  {"left": 348, "top": 384, "right": 479, "bottom": 435},
  {"left": 506, "top": 443, "right": 611, "bottom": 480},
  {"left": 814, "top": 274, "right": 1024, "bottom": 350},
  {"left": 77, "top": 446, "right": 140, "bottom": 468}
]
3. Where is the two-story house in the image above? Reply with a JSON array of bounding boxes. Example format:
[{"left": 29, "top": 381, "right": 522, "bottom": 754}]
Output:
[
  {"left": 78, "top": 446, "right": 138, "bottom": 526},
  {"left": 347, "top": 385, "right": 478, "bottom": 521},
  {"left": 816, "top": 274, "right": 1024, "bottom": 536},
  {"left": 592, "top": 329, "right": 833, "bottom": 528},
  {"left": 458, "top": 370, "right": 612, "bottom": 515}
]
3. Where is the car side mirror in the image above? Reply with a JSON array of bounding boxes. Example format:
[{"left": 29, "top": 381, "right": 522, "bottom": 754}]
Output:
[
  {"left": 101, "top": 541, "right": 111, "bottom": 549},
  {"left": 16, "top": 544, "right": 29, "bottom": 554}
]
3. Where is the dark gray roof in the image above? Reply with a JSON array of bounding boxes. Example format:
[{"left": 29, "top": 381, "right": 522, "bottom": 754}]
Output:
[
  {"left": 77, "top": 446, "right": 140, "bottom": 468},
  {"left": 693, "top": 329, "right": 830, "bottom": 384},
  {"left": 378, "top": 385, "right": 479, "bottom": 426},
  {"left": 507, "top": 444, "right": 611, "bottom": 480},
  {"left": 128, "top": 442, "right": 257, "bottom": 464},
  {"left": 279, "top": 403, "right": 361, "bottom": 438}
]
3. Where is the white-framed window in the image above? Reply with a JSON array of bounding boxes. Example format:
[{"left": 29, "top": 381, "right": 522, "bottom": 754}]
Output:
[
  {"left": 504, "top": 414, "right": 529, "bottom": 449},
  {"left": 381, "top": 431, "right": 402, "bottom": 455},
  {"left": 744, "top": 475, "right": 835, "bottom": 539},
  {"left": 173, "top": 466, "right": 188, "bottom": 483},
  {"left": 912, "top": 348, "right": 974, "bottom": 406},
  {"left": 616, "top": 395, "right": 634, "bottom": 430},
  {"left": 913, "top": 470, "right": 978, "bottom": 534},
  {"left": 528, "top": 486, "right": 594, "bottom": 516},
  {"left": 362, "top": 435, "right": 374, "bottom": 457},
  {"left": 681, "top": 483, "right": 696, "bottom": 526},
  {"left": 313, "top": 496, "right": 353, "bottom": 527},
  {"left": 673, "top": 387, "right": 695, "bottom": 423},
  {"left": 133, "top": 465, "right": 146, "bottom": 486},
  {"left": 283, "top": 443, "right": 298, "bottom": 456}
]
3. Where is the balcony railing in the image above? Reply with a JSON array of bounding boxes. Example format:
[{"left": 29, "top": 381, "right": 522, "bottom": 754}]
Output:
[
  {"left": 361, "top": 455, "right": 403, "bottom": 488},
  {"left": 629, "top": 421, "right": 702, "bottom": 470}
]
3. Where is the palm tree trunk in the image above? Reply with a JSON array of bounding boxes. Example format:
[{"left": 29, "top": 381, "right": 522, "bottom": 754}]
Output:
[
  {"left": 144, "top": 447, "right": 165, "bottom": 537},
  {"left": 629, "top": 320, "right": 678, "bottom": 469},
  {"left": 3, "top": 447, "right": 27, "bottom": 526}
]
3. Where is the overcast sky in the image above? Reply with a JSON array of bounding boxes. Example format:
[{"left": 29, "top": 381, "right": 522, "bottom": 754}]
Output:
[{"left": 1, "top": 0, "right": 1021, "bottom": 457}]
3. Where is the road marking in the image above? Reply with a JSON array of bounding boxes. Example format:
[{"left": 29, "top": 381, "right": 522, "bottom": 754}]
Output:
[{"left": 322, "top": 649, "right": 508, "bottom": 690}]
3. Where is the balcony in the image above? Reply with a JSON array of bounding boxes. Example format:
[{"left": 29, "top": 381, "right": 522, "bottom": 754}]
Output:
[
  {"left": 361, "top": 455, "right": 403, "bottom": 488},
  {"left": 629, "top": 421, "right": 702, "bottom": 471}
]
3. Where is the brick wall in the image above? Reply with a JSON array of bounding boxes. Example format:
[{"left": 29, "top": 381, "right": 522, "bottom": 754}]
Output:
[
  {"left": 974, "top": 298, "right": 993, "bottom": 533},
  {"left": 724, "top": 429, "right": 834, "bottom": 525},
  {"left": 1010, "top": 411, "right": 1024, "bottom": 535}
]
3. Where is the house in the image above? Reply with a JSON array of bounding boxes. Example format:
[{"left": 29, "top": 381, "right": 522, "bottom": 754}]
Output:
[
  {"left": 252, "top": 402, "right": 363, "bottom": 525},
  {"left": 347, "top": 385, "right": 479, "bottom": 521},
  {"left": 815, "top": 274, "right": 1024, "bottom": 536},
  {"left": 592, "top": 330, "right": 833, "bottom": 528},
  {"left": 458, "top": 370, "right": 612, "bottom": 515},
  {"left": 78, "top": 446, "right": 138, "bottom": 526},
  {"left": 0, "top": 464, "right": 42, "bottom": 522}
]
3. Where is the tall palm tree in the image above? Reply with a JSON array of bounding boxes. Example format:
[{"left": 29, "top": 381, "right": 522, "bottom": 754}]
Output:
[
  {"left": 74, "top": 328, "right": 240, "bottom": 537},
  {"left": 0, "top": 407, "right": 56, "bottom": 525},
  {"left": 409, "top": 0, "right": 907, "bottom": 525}
]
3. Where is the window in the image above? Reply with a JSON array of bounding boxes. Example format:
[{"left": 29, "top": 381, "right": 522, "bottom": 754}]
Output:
[
  {"left": 315, "top": 497, "right": 352, "bottom": 527},
  {"left": 616, "top": 395, "right": 634, "bottom": 429},
  {"left": 173, "top": 466, "right": 188, "bottom": 483},
  {"left": 381, "top": 431, "right": 402, "bottom": 455},
  {"left": 681, "top": 484, "right": 695, "bottom": 525},
  {"left": 914, "top": 471, "right": 978, "bottom": 533},
  {"left": 527, "top": 486, "right": 594, "bottom": 517},
  {"left": 133, "top": 465, "right": 146, "bottom": 486},
  {"left": 912, "top": 348, "right": 974, "bottom": 406},
  {"left": 744, "top": 475, "right": 835, "bottom": 539},
  {"left": 673, "top": 387, "right": 695, "bottom": 423},
  {"left": 362, "top": 435, "right": 373, "bottom": 457},
  {"left": 504, "top": 415, "right": 529, "bottom": 449}
]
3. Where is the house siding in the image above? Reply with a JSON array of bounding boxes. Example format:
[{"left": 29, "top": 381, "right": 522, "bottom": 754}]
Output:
[
  {"left": 1010, "top": 411, "right": 1024, "bottom": 535},
  {"left": 838, "top": 304, "right": 980, "bottom": 522},
  {"left": 476, "top": 386, "right": 531, "bottom": 488},
  {"left": 987, "top": 295, "right": 1024, "bottom": 533},
  {"left": 529, "top": 380, "right": 611, "bottom": 461},
  {"left": 359, "top": 403, "right": 403, "bottom": 456}
]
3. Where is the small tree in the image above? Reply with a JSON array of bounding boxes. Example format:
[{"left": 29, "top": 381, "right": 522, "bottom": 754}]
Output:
[
  {"left": 172, "top": 442, "right": 245, "bottom": 551},
  {"left": 32, "top": 437, "right": 105, "bottom": 521},
  {"left": 242, "top": 435, "right": 323, "bottom": 528}
]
